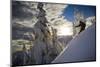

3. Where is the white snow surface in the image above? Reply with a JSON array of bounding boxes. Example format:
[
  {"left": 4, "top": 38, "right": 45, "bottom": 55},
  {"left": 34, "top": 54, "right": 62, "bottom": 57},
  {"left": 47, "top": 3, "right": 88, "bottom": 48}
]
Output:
[{"left": 52, "top": 24, "right": 96, "bottom": 63}]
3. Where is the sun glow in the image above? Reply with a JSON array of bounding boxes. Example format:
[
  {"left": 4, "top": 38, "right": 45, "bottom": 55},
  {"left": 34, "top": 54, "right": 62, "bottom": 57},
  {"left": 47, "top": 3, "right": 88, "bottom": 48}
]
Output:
[{"left": 57, "top": 25, "right": 73, "bottom": 36}]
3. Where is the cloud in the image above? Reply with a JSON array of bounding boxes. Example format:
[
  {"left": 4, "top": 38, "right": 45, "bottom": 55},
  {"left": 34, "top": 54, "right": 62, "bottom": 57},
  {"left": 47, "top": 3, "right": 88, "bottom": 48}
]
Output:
[
  {"left": 12, "top": 1, "right": 39, "bottom": 27},
  {"left": 85, "top": 16, "right": 96, "bottom": 29},
  {"left": 12, "top": 1, "right": 73, "bottom": 35},
  {"left": 12, "top": 1, "right": 41, "bottom": 20},
  {"left": 42, "top": 3, "right": 73, "bottom": 36},
  {"left": 43, "top": 3, "right": 67, "bottom": 22}
]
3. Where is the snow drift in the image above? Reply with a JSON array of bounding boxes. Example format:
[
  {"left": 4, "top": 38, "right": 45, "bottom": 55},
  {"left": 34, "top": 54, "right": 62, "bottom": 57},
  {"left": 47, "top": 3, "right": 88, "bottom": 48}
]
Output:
[{"left": 52, "top": 24, "right": 96, "bottom": 63}]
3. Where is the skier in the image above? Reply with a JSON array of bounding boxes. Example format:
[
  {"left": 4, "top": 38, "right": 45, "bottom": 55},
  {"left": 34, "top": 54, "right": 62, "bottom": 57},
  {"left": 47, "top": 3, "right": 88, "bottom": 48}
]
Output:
[{"left": 75, "top": 20, "right": 86, "bottom": 34}]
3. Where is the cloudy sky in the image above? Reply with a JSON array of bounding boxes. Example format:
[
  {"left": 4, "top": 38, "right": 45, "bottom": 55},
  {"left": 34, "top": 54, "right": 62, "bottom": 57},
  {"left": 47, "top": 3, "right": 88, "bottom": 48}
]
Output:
[
  {"left": 62, "top": 4, "right": 96, "bottom": 22},
  {"left": 12, "top": 1, "right": 96, "bottom": 36}
]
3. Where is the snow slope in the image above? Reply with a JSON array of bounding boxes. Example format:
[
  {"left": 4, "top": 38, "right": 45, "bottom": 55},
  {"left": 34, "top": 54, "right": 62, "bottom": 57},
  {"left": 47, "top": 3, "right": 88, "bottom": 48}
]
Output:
[{"left": 52, "top": 24, "right": 96, "bottom": 63}]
